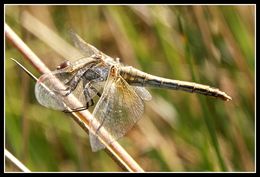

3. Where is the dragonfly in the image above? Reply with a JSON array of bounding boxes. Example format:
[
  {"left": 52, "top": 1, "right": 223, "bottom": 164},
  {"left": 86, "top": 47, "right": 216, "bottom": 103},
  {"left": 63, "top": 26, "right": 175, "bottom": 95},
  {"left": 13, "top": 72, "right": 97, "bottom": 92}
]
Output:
[{"left": 35, "top": 31, "right": 232, "bottom": 152}]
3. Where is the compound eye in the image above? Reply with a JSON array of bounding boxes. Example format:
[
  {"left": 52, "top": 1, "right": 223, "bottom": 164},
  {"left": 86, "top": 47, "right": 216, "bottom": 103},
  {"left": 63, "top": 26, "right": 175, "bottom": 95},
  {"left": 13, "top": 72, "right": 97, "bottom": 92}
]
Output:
[{"left": 56, "top": 60, "right": 71, "bottom": 70}]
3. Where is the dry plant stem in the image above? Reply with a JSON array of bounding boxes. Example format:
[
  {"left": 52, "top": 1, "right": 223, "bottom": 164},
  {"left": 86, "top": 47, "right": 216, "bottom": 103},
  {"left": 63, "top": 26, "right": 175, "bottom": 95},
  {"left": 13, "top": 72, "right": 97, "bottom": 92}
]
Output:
[
  {"left": 5, "top": 149, "right": 31, "bottom": 172},
  {"left": 5, "top": 23, "right": 144, "bottom": 172}
]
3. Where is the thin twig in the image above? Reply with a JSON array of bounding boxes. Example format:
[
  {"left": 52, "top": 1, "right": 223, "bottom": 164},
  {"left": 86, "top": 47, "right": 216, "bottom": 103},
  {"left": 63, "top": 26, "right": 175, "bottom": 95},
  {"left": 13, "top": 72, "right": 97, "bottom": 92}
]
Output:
[
  {"left": 5, "top": 23, "right": 144, "bottom": 172},
  {"left": 5, "top": 149, "right": 31, "bottom": 172}
]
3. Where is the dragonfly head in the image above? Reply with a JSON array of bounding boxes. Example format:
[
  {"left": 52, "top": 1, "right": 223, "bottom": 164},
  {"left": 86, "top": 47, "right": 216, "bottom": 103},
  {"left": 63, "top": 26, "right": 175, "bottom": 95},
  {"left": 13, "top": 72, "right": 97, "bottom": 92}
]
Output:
[
  {"left": 56, "top": 60, "right": 71, "bottom": 70},
  {"left": 91, "top": 53, "right": 103, "bottom": 60}
]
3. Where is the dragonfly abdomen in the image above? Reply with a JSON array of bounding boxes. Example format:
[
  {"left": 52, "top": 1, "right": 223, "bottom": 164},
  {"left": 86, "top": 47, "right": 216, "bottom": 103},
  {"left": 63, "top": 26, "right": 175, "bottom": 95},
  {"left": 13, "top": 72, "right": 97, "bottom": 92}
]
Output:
[{"left": 120, "top": 66, "right": 231, "bottom": 101}]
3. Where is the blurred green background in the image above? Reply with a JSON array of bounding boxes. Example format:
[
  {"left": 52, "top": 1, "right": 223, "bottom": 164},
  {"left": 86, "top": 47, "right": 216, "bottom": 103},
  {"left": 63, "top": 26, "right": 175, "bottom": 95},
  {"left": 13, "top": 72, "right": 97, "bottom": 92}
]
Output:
[{"left": 5, "top": 5, "right": 255, "bottom": 172}]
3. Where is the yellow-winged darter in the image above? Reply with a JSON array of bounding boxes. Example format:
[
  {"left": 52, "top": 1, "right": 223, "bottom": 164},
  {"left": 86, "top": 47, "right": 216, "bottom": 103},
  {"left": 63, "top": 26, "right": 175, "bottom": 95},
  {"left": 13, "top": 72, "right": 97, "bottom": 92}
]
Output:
[{"left": 35, "top": 32, "right": 231, "bottom": 151}]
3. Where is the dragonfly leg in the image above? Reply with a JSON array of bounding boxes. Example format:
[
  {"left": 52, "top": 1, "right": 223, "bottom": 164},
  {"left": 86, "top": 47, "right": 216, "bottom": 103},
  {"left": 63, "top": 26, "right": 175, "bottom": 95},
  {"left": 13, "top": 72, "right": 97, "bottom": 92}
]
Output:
[
  {"left": 63, "top": 83, "right": 102, "bottom": 113},
  {"left": 94, "top": 116, "right": 106, "bottom": 136},
  {"left": 61, "top": 64, "right": 104, "bottom": 97},
  {"left": 63, "top": 92, "right": 95, "bottom": 113},
  {"left": 62, "top": 68, "right": 104, "bottom": 113},
  {"left": 83, "top": 84, "right": 96, "bottom": 107},
  {"left": 86, "top": 99, "right": 95, "bottom": 108},
  {"left": 63, "top": 97, "right": 94, "bottom": 113},
  {"left": 89, "top": 84, "right": 102, "bottom": 97},
  {"left": 65, "top": 69, "right": 89, "bottom": 96},
  {"left": 72, "top": 80, "right": 102, "bottom": 111},
  {"left": 63, "top": 105, "right": 92, "bottom": 113},
  {"left": 59, "top": 65, "right": 96, "bottom": 96}
]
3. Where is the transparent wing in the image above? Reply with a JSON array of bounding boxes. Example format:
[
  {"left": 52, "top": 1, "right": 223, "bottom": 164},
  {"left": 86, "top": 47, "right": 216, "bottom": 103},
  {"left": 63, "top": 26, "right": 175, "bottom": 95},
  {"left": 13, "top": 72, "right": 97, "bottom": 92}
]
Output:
[
  {"left": 132, "top": 86, "right": 152, "bottom": 101},
  {"left": 69, "top": 30, "right": 113, "bottom": 60},
  {"left": 89, "top": 74, "right": 145, "bottom": 151},
  {"left": 70, "top": 30, "right": 101, "bottom": 57},
  {"left": 35, "top": 70, "right": 104, "bottom": 111}
]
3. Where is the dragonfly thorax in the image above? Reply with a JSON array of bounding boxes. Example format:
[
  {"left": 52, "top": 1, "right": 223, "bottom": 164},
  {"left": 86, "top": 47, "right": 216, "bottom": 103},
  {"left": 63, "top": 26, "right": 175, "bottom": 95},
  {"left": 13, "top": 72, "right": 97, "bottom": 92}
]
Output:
[{"left": 90, "top": 65, "right": 110, "bottom": 82}]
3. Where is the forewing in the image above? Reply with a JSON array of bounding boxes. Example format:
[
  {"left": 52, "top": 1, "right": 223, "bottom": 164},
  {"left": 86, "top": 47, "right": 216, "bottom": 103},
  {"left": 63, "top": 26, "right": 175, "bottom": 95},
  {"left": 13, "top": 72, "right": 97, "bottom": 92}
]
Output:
[
  {"left": 70, "top": 30, "right": 101, "bottom": 57},
  {"left": 69, "top": 30, "right": 113, "bottom": 60},
  {"left": 89, "top": 75, "right": 145, "bottom": 151}
]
